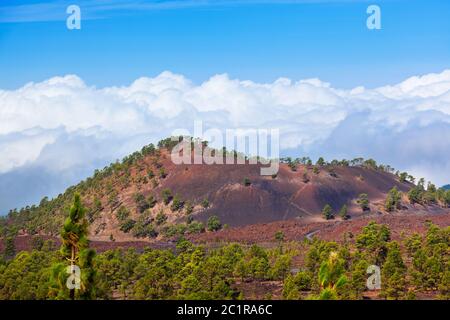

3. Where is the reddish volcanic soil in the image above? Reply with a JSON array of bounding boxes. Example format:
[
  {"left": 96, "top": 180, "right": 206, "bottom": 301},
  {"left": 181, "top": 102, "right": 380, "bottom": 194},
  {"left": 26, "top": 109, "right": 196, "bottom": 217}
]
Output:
[
  {"left": 0, "top": 235, "right": 175, "bottom": 254},
  {"left": 84, "top": 150, "right": 421, "bottom": 241},
  {"left": 158, "top": 157, "right": 415, "bottom": 227},
  {"left": 187, "top": 212, "right": 450, "bottom": 244},
  {"left": 4, "top": 211, "right": 447, "bottom": 254}
]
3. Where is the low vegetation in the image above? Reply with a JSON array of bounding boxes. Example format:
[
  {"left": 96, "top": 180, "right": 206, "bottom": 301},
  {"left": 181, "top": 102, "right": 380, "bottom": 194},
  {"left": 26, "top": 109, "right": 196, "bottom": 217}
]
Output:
[{"left": 0, "top": 219, "right": 448, "bottom": 300}]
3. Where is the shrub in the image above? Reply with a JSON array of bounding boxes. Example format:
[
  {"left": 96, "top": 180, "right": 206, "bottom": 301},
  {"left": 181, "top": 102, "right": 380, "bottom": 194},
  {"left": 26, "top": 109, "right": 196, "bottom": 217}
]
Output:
[
  {"left": 120, "top": 219, "right": 136, "bottom": 233},
  {"left": 322, "top": 204, "right": 334, "bottom": 220},
  {"left": 357, "top": 194, "right": 370, "bottom": 211},
  {"left": 385, "top": 187, "right": 401, "bottom": 211},
  {"left": 408, "top": 186, "right": 423, "bottom": 204},
  {"left": 399, "top": 172, "right": 408, "bottom": 182},
  {"left": 339, "top": 205, "right": 349, "bottom": 220},
  {"left": 116, "top": 206, "right": 130, "bottom": 222},
  {"left": 201, "top": 198, "right": 210, "bottom": 209},
  {"left": 132, "top": 222, "right": 158, "bottom": 239},
  {"left": 161, "top": 189, "right": 173, "bottom": 205},
  {"left": 171, "top": 194, "right": 184, "bottom": 212},
  {"left": 207, "top": 215, "right": 222, "bottom": 232},
  {"left": 275, "top": 231, "right": 285, "bottom": 242},
  {"left": 187, "top": 221, "right": 205, "bottom": 234},
  {"left": 162, "top": 224, "right": 187, "bottom": 238},
  {"left": 270, "top": 254, "right": 292, "bottom": 280},
  {"left": 155, "top": 211, "right": 167, "bottom": 226},
  {"left": 147, "top": 195, "right": 157, "bottom": 208},
  {"left": 356, "top": 221, "right": 390, "bottom": 265},
  {"left": 134, "top": 193, "right": 149, "bottom": 213},
  {"left": 381, "top": 241, "right": 407, "bottom": 299},
  {"left": 185, "top": 201, "right": 194, "bottom": 215},
  {"left": 316, "top": 157, "right": 325, "bottom": 166},
  {"left": 288, "top": 162, "right": 297, "bottom": 172},
  {"left": 282, "top": 271, "right": 312, "bottom": 298},
  {"left": 159, "top": 167, "right": 167, "bottom": 179},
  {"left": 302, "top": 170, "right": 310, "bottom": 183}
]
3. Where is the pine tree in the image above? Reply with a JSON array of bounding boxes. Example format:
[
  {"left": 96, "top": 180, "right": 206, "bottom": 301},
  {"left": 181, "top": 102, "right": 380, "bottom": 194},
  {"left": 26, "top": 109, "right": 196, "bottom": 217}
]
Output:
[
  {"left": 322, "top": 204, "right": 333, "bottom": 220},
  {"left": 50, "top": 194, "right": 96, "bottom": 299},
  {"left": 408, "top": 187, "right": 423, "bottom": 204},
  {"left": 356, "top": 221, "right": 391, "bottom": 265},
  {"left": 3, "top": 236, "right": 15, "bottom": 259},
  {"left": 170, "top": 194, "right": 184, "bottom": 212},
  {"left": 357, "top": 193, "right": 370, "bottom": 211},
  {"left": 207, "top": 215, "right": 222, "bottom": 232},
  {"left": 161, "top": 188, "right": 173, "bottom": 205},
  {"left": 385, "top": 186, "right": 401, "bottom": 211},
  {"left": 317, "top": 251, "right": 347, "bottom": 300},
  {"left": 302, "top": 170, "right": 310, "bottom": 183},
  {"left": 316, "top": 157, "right": 325, "bottom": 166},
  {"left": 339, "top": 205, "right": 348, "bottom": 220},
  {"left": 381, "top": 241, "right": 406, "bottom": 299},
  {"left": 349, "top": 259, "right": 369, "bottom": 299},
  {"left": 185, "top": 201, "right": 194, "bottom": 215}
]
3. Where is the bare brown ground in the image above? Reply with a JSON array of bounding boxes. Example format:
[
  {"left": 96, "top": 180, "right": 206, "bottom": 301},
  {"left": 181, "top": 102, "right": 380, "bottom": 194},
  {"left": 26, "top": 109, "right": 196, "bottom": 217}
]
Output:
[
  {"left": 187, "top": 211, "right": 450, "bottom": 244},
  {"left": 5, "top": 211, "right": 448, "bottom": 254},
  {"left": 233, "top": 280, "right": 284, "bottom": 300},
  {"left": 83, "top": 149, "right": 426, "bottom": 241},
  {"left": 0, "top": 235, "right": 174, "bottom": 254}
]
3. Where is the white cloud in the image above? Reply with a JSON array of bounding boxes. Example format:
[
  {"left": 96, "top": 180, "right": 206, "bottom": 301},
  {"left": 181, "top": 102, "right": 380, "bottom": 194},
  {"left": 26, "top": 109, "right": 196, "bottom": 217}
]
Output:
[
  {"left": 0, "top": 70, "right": 450, "bottom": 212},
  {"left": 376, "top": 70, "right": 450, "bottom": 99},
  {"left": 0, "top": 128, "right": 56, "bottom": 173}
]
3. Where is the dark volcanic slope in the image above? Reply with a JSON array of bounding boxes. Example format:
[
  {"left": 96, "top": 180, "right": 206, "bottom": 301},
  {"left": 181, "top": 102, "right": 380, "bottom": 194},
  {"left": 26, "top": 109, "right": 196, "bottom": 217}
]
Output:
[
  {"left": 159, "top": 156, "right": 411, "bottom": 227},
  {"left": 3, "top": 147, "right": 422, "bottom": 241}
]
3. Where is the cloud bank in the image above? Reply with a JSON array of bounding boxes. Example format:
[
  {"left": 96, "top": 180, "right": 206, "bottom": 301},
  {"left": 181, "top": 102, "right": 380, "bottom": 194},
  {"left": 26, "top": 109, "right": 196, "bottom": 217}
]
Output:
[{"left": 1, "top": 70, "right": 450, "bottom": 213}]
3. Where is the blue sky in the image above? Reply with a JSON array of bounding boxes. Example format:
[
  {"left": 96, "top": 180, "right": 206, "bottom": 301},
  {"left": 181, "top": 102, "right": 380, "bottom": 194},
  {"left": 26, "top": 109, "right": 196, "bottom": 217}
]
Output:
[{"left": 1, "top": 0, "right": 450, "bottom": 89}]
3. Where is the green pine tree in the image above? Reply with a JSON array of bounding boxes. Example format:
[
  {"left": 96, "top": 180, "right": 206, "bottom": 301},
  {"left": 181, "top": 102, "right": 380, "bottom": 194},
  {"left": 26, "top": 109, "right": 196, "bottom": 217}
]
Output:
[
  {"left": 50, "top": 194, "right": 96, "bottom": 300},
  {"left": 317, "top": 251, "right": 347, "bottom": 300},
  {"left": 322, "top": 204, "right": 333, "bottom": 220},
  {"left": 381, "top": 241, "right": 407, "bottom": 299},
  {"left": 385, "top": 186, "right": 402, "bottom": 211},
  {"left": 338, "top": 205, "right": 348, "bottom": 220},
  {"left": 357, "top": 193, "right": 370, "bottom": 211}
]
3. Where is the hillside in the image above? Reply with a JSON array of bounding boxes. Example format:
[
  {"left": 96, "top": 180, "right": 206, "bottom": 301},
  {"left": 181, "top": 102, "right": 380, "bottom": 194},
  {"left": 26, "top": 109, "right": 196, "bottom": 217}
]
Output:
[
  {"left": 1, "top": 139, "right": 449, "bottom": 302},
  {"left": 1, "top": 139, "right": 449, "bottom": 243}
]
